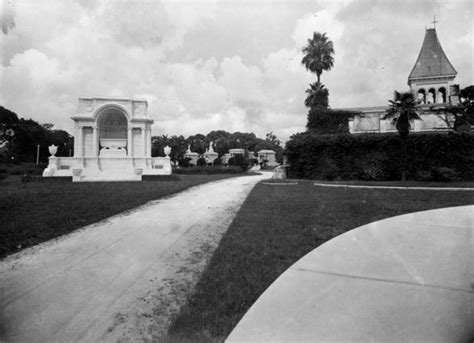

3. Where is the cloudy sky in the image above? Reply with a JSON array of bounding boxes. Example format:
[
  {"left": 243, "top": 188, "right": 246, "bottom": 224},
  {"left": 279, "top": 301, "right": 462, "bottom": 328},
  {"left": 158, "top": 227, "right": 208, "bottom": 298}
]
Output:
[{"left": 1, "top": 0, "right": 473, "bottom": 141}]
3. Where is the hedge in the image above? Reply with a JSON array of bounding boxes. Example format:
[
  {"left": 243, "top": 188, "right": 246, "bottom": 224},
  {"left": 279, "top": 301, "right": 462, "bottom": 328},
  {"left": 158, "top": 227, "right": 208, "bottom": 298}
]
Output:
[
  {"left": 173, "top": 166, "right": 244, "bottom": 175},
  {"left": 285, "top": 132, "right": 474, "bottom": 181}
]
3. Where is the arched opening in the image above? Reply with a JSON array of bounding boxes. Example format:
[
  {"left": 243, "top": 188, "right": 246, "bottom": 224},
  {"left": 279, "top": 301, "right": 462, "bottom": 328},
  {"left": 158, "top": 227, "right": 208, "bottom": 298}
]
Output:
[
  {"left": 427, "top": 88, "right": 436, "bottom": 104},
  {"left": 417, "top": 89, "right": 426, "bottom": 104},
  {"left": 437, "top": 87, "right": 446, "bottom": 103},
  {"left": 97, "top": 107, "right": 128, "bottom": 156}
]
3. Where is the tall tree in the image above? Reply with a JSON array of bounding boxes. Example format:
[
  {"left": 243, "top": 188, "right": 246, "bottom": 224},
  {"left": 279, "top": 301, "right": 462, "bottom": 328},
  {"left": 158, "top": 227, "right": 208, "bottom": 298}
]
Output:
[
  {"left": 384, "top": 91, "right": 421, "bottom": 180},
  {"left": 304, "top": 82, "right": 329, "bottom": 109},
  {"left": 301, "top": 32, "right": 335, "bottom": 84}
]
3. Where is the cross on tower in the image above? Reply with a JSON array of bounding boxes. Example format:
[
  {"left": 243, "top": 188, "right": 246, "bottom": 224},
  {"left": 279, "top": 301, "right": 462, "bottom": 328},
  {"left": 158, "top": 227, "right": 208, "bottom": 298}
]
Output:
[{"left": 432, "top": 16, "right": 438, "bottom": 28}]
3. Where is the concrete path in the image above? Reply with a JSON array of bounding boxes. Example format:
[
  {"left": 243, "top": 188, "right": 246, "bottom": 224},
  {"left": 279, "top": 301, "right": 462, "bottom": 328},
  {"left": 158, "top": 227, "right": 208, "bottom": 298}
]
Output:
[
  {"left": 314, "top": 182, "right": 474, "bottom": 191},
  {"left": 0, "top": 173, "right": 270, "bottom": 342},
  {"left": 227, "top": 205, "right": 474, "bottom": 342}
]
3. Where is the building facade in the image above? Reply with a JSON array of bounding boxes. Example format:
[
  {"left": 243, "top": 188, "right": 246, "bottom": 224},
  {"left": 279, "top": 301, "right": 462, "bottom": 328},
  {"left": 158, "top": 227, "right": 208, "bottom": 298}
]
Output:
[
  {"left": 43, "top": 97, "right": 172, "bottom": 181},
  {"left": 347, "top": 27, "right": 460, "bottom": 134}
]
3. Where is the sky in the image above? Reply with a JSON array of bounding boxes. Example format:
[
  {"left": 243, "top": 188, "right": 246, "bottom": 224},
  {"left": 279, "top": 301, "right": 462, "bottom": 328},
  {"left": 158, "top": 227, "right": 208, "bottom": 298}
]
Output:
[{"left": 1, "top": 0, "right": 473, "bottom": 142}]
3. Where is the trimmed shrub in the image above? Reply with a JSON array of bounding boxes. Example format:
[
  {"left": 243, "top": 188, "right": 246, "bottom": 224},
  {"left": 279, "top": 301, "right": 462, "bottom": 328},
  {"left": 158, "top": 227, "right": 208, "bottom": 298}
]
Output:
[
  {"left": 179, "top": 157, "right": 192, "bottom": 168},
  {"left": 213, "top": 157, "right": 223, "bottom": 166},
  {"left": 174, "top": 166, "right": 243, "bottom": 175},
  {"left": 286, "top": 132, "right": 474, "bottom": 181},
  {"left": 196, "top": 157, "right": 207, "bottom": 167},
  {"left": 307, "top": 109, "right": 358, "bottom": 134}
]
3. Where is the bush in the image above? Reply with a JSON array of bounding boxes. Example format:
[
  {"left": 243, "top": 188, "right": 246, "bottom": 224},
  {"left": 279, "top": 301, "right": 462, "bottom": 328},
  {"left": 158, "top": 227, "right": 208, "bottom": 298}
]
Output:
[
  {"left": 286, "top": 132, "right": 474, "bottom": 181},
  {"left": 197, "top": 157, "right": 207, "bottom": 167},
  {"left": 307, "top": 109, "right": 358, "bottom": 134},
  {"left": 213, "top": 157, "right": 223, "bottom": 166},
  {"left": 431, "top": 167, "right": 461, "bottom": 182},
  {"left": 179, "top": 157, "right": 192, "bottom": 168},
  {"left": 174, "top": 166, "right": 244, "bottom": 175}
]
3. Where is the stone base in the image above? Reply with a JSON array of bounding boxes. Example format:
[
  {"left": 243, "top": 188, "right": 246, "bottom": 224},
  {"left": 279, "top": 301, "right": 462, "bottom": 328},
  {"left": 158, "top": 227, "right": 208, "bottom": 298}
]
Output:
[{"left": 43, "top": 156, "right": 172, "bottom": 181}]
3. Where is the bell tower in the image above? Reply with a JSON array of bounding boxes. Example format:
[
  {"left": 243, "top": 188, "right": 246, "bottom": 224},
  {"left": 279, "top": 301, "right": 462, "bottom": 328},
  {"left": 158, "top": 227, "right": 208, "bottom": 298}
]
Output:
[{"left": 408, "top": 23, "right": 457, "bottom": 105}]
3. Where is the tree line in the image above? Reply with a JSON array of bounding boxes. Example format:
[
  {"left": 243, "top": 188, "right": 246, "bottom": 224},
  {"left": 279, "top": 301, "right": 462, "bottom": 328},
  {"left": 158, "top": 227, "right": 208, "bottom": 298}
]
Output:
[
  {"left": 151, "top": 131, "right": 283, "bottom": 164},
  {"left": 0, "top": 106, "right": 74, "bottom": 164},
  {"left": 0, "top": 106, "right": 283, "bottom": 165}
]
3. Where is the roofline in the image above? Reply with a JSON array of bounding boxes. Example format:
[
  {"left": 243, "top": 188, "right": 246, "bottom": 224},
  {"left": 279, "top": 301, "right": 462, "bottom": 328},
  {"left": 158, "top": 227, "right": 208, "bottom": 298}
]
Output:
[
  {"left": 333, "top": 106, "right": 387, "bottom": 113},
  {"left": 408, "top": 74, "right": 457, "bottom": 82},
  {"left": 79, "top": 96, "right": 148, "bottom": 104}
]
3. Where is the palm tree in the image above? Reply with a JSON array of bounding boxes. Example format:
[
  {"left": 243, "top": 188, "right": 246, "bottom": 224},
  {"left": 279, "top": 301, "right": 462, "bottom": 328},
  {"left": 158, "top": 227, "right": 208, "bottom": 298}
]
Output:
[
  {"left": 384, "top": 91, "right": 421, "bottom": 180},
  {"left": 304, "top": 82, "right": 329, "bottom": 109},
  {"left": 384, "top": 91, "right": 420, "bottom": 139},
  {"left": 301, "top": 32, "right": 335, "bottom": 84}
]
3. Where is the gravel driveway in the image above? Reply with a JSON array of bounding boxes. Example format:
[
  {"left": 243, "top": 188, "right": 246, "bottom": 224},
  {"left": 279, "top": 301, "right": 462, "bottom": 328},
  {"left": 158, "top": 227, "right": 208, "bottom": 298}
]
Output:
[{"left": 0, "top": 172, "right": 270, "bottom": 342}]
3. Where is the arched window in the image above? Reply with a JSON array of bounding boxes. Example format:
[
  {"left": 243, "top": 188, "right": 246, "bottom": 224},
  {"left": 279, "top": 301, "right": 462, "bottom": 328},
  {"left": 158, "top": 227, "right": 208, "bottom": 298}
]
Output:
[
  {"left": 417, "top": 89, "right": 426, "bottom": 104},
  {"left": 437, "top": 87, "right": 446, "bottom": 103},
  {"left": 427, "top": 88, "right": 436, "bottom": 104}
]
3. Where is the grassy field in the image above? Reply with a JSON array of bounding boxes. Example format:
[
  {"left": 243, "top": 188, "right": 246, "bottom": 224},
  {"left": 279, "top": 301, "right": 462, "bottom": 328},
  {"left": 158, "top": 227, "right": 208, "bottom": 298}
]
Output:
[
  {"left": 0, "top": 173, "right": 245, "bottom": 258},
  {"left": 167, "top": 180, "right": 474, "bottom": 342}
]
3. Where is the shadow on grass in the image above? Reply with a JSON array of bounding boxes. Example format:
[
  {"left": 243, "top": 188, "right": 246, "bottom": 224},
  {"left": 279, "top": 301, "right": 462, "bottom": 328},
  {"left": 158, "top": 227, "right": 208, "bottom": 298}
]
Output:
[{"left": 166, "top": 180, "right": 474, "bottom": 342}]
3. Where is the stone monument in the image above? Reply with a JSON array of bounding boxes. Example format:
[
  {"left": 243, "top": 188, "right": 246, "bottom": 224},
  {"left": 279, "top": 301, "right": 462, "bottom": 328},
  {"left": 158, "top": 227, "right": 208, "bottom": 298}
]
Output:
[
  {"left": 43, "top": 97, "right": 172, "bottom": 181},
  {"left": 203, "top": 141, "right": 218, "bottom": 164}
]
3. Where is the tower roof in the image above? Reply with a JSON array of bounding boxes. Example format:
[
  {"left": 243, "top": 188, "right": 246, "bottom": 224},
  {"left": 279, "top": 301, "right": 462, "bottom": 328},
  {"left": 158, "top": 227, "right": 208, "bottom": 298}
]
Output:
[{"left": 408, "top": 28, "right": 457, "bottom": 82}]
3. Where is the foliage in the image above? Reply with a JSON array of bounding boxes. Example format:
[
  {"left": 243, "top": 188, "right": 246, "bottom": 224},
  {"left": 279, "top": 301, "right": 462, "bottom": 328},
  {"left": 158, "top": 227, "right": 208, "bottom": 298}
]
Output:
[
  {"left": 174, "top": 166, "right": 244, "bottom": 174},
  {"left": 228, "top": 154, "right": 250, "bottom": 171},
  {"left": 0, "top": 106, "right": 73, "bottom": 163},
  {"left": 167, "top": 181, "right": 473, "bottom": 341},
  {"left": 285, "top": 132, "right": 474, "bottom": 181},
  {"left": 430, "top": 85, "right": 474, "bottom": 132},
  {"left": 152, "top": 130, "right": 284, "bottom": 164},
  {"left": 152, "top": 134, "right": 187, "bottom": 162},
  {"left": 301, "top": 32, "right": 335, "bottom": 84},
  {"left": 304, "top": 82, "right": 329, "bottom": 109},
  {"left": 384, "top": 91, "right": 421, "bottom": 139},
  {"left": 306, "top": 108, "right": 357, "bottom": 134},
  {"left": 213, "top": 157, "right": 223, "bottom": 166},
  {"left": 196, "top": 157, "right": 207, "bottom": 166}
]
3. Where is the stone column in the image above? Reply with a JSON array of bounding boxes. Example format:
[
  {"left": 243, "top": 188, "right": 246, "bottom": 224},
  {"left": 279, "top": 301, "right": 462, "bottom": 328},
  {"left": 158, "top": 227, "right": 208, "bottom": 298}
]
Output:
[
  {"left": 146, "top": 127, "right": 151, "bottom": 157},
  {"left": 142, "top": 127, "right": 147, "bottom": 157},
  {"left": 76, "top": 126, "right": 83, "bottom": 157},
  {"left": 92, "top": 126, "right": 98, "bottom": 157},
  {"left": 127, "top": 127, "right": 133, "bottom": 157}
]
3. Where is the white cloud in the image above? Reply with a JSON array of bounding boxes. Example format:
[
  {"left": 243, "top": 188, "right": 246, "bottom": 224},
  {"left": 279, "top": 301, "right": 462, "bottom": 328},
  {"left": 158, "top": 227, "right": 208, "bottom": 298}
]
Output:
[{"left": 1, "top": 0, "right": 472, "bottom": 143}]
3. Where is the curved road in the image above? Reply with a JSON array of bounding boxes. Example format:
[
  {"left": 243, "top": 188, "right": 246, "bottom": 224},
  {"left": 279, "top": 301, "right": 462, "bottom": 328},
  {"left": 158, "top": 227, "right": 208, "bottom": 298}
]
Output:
[{"left": 0, "top": 173, "right": 270, "bottom": 342}]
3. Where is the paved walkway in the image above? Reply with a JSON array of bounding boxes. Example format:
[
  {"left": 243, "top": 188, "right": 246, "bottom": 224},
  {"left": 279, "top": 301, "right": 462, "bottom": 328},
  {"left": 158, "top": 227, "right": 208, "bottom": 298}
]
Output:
[
  {"left": 314, "top": 182, "right": 474, "bottom": 191},
  {"left": 227, "top": 205, "right": 474, "bottom": 342},
  {"left": 0, "top": 173, "right": 270, "bottom": 342}
]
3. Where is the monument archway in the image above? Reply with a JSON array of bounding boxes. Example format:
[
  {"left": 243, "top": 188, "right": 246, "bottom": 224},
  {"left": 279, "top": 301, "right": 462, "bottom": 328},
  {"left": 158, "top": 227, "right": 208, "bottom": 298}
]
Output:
[{"left": 96, "top": 107, "right": 129, "bottom": 156}]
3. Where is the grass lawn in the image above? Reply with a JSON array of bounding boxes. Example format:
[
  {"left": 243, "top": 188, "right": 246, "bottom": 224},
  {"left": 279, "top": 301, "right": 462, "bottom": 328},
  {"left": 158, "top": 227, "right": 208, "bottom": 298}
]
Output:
[
  {"left": 0, "top": 173, "right": 245, "bottom": 258},
  {"left": 167, "top": 180, "right": 474, "bottom": 342}
]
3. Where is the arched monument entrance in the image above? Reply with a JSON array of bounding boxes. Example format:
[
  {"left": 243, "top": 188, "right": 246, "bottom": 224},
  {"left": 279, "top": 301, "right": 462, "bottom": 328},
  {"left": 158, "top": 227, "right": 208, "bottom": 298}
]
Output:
[
  {"left": 97, "top": 107, "right": 128, "bottom": 157},
  {"left": 43, "top": 97, "right": 172, "bottom": 181}
]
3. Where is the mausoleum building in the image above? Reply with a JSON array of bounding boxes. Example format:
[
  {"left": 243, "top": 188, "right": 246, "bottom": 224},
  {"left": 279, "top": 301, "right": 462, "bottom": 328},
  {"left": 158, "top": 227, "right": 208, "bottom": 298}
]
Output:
[{"left": 347, "top": 27, "right": 460, "bottom": 134}]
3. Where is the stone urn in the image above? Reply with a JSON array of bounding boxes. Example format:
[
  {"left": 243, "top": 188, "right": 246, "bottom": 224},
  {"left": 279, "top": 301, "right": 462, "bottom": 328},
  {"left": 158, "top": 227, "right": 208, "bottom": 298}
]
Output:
[
  {"left": 164, "top": 145, "right": 171, "bottom": 157},
  {"left": 48, "top": 145, "right": 58, "bottom": 156}
]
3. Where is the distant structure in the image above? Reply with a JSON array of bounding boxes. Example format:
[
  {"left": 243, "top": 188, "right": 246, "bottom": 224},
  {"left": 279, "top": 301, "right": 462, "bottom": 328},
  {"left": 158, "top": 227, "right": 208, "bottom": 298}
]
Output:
[
  {"left": 257, "top": 149, "right": 278, "bottom": 167},
  {"left": 347, "top": 26, "right": 460, "bottom": 134},
  {"left": 43, "top": 97, "right": 172, "bottom": 181},
  {"left": 203, "top": 141, "right": 218, "bottom": 164},
  {"left": 184, "top": 144, "right": 199, "bottom": 165}
]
